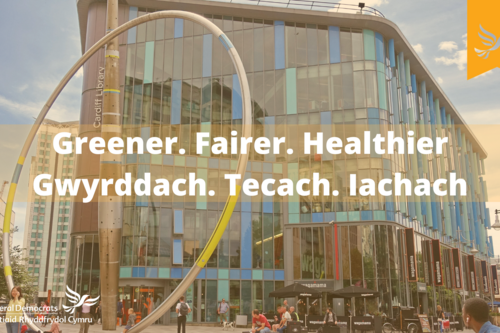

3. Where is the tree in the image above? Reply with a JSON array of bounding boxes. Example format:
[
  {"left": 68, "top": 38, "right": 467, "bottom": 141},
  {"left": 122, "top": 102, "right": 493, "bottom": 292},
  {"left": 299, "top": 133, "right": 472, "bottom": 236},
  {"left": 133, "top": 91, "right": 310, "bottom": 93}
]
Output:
[{"left": 0, "top": 243, "right": 37, "bottom": 303}]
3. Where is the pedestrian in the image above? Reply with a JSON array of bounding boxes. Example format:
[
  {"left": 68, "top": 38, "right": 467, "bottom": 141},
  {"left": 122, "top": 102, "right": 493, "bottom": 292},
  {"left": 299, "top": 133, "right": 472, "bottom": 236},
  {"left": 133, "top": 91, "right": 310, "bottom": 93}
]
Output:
[
  {"left": 463, "top": 297, "right": 500, "bottom": 333},
  {"left": 218, "top": 299, "right": 230, "bottom": 325},
  {"left": 272, "top": 306, "right": 282, "bottom": 332},
  {"left": 117, "top": 299, "right": 124, "bottom": 326},
  {"left": 290, "top": 306, "right": 299, "bottom": 321},
  {"left": 176, "top": 296, "right": 191, "bottom": 333},
  {"left": 323, "top": 308, "right": 337, "bottom": 326},
  {"left": 283, "top": 300, "right": 289, "bottom": 311},
  {"left": 46, "top": 316, "right": 60, "bottom": 333},
  {"left": 436, "top": 305, "right": 445, "bottom": 333},
  {"left": 95, "top": 301, "right": 102, "bottom": 324},
  {"left": 78, "top": 294, "right": 92, "bottom": 333},
  {"left": 123, "top": 308, "right": 136, "bottom": 333},
  {"left": 277, "top": 307, "right": 291, "bottom": 333},
  {"left": 5, "top": 286, "right": 25, "bottom": 333},
  {"left": 251, "top": 309, "right": 271, "bottom": 333}
]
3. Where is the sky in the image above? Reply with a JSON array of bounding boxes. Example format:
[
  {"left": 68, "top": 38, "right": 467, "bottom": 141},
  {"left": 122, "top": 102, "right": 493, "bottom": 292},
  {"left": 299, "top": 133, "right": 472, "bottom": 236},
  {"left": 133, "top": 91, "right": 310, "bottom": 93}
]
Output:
[{"left": 0, "top": 0, "right": 499, "bottom": 250}]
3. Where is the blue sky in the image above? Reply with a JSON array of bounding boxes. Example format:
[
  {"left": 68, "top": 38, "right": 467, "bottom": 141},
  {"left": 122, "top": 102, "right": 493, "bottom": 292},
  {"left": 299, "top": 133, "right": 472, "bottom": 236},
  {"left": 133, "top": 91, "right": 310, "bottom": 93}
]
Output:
[{"left": 1, "top": 0, "right": 499, "bottom": 248}]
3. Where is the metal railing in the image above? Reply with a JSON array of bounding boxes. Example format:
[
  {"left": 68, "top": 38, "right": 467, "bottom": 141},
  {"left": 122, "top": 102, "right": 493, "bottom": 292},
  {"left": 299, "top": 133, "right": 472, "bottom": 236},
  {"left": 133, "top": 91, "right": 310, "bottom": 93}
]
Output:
[{"left": 216, "top": 0, "right": 385, "bottom": 18}]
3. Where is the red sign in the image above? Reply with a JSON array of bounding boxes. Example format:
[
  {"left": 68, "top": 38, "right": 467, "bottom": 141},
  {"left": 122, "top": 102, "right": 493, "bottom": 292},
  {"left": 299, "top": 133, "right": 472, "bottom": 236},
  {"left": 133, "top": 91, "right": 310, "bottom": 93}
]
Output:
[
  {"left": 405, "top": 228, "right": 417, "bottom": 282},
  {"left": 468, "top": 255, "right": 477, "bottom": 292},
  {"left": 432, "top": 239, "right": 443, "bottom": 286},
  {"left": 451, "top": 248, "right": 462, "bottom": 289}
]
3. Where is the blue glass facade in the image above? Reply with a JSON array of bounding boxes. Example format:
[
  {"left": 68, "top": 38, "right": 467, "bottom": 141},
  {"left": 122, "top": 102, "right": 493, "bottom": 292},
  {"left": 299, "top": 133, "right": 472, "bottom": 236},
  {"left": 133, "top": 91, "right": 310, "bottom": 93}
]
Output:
[{"left": 69, "top": 0, "right": 494, "bottom": 325}]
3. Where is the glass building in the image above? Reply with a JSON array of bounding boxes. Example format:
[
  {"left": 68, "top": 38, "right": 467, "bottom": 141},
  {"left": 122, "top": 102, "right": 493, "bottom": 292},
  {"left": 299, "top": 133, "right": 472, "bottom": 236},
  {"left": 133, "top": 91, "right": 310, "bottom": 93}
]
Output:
[{"left": 70, "top": 0, "right": 495, "bottom": 324}]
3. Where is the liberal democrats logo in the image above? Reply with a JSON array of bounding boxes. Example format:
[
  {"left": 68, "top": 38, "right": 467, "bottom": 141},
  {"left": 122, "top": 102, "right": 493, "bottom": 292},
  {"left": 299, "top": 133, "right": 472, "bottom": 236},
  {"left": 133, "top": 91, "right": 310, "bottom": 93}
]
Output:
[
  {"left": 475, "top": 25, "right": 500, "bottom": 59},
  {"left": 63, "top": 286, "right": 100, "bottom": 314},
  {"left": 467, "top": 0, "right": 500, "bottom": 79}
]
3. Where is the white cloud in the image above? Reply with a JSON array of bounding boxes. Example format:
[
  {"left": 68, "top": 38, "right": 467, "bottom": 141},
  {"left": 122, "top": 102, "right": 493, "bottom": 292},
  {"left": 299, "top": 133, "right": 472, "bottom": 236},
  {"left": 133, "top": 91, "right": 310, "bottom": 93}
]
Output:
[
  {"left": 435, "top": 49, "right": 467, "bottom": 70},
  {"left": 412, "top": 43, "right": 423, "bottom": 54},
  {"left": 0, "top": 95, "right": 71, "bottom": 121},
  {"left": 438, "top": 41, "right": 458, "bottom": 52},
  {"left": 462, "top": 33, "right": 467, "bottom": 47},
  {"left": 437, "top": 77, "right": 443, "bottom": 84}
]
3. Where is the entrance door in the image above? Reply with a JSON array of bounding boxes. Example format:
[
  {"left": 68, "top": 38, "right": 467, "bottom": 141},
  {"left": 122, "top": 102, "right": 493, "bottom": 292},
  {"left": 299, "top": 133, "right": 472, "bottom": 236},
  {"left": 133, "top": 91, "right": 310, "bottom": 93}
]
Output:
[{"left": 418, "top": 292, "right": 428, "bottom": 314}]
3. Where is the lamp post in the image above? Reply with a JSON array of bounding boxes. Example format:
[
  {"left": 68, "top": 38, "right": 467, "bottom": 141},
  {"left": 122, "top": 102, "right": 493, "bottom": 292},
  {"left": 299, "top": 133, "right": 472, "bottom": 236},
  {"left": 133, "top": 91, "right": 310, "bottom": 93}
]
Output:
[
  {"left": 492, "top": 210, "right": 500, "bottom": 230},
  {"left": 456, "top": 227, "right": 467, "bottom": 305}
]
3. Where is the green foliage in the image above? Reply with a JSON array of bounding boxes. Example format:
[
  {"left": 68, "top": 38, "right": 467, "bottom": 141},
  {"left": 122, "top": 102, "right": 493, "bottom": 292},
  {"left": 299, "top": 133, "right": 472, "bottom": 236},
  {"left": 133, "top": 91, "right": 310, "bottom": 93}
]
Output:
[{"left": 0, "top": 244, "right": 38, "bottom": 303}]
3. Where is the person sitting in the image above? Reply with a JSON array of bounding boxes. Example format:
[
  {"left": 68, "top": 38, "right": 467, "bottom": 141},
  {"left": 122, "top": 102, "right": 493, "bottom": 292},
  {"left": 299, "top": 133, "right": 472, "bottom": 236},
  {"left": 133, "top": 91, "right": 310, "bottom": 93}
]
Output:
[
  {"left": 46, "top": 316, "right": 60, "bottom": 333},
  {"left": 252, "top": 309, "right": 272, "bottom": 333},
  {"left": 290, "top": 307, "right": 300, "bottom": 322},
  {"left": 277, "top": 308, "right": 291, "bottom": 333},
  {"left": 272, "top": 306, "right": 282, "bottom": 332},
  {"left": 323, "top": 308, "right": 337, "bottom": 327}
]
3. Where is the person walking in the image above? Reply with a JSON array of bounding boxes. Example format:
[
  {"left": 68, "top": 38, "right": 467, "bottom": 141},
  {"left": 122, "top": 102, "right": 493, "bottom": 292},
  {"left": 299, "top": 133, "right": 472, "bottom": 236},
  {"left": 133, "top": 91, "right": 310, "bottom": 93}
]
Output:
[
  {"left": 117, "top": 299, "right": 124, "bottom": 326},
  {"left": 463, "top": 297, "right": 500, "bottom": 333},
  {"left": 436, "top": 305, "right": 446, "bottom": 333},
  {"left": 123, "top": 308, "right": 136, "bottom": 333},
  {"left": 218, "top": 299, "right": 230, "bottom": 325},
  {"left": 323, "top": 308, "right": 337, "bottom": 326},
  {"left": 79, "top": 294, "right": 92, "bottom": 333},
  {"left": 5, "top": 286, "right": 25, "bottom": 333},
  {"left": 251, "top": 309, "right": 271, "bottom": 333},
  {"left": 176, "top": 296, "right": 191, "bottom": 333}
]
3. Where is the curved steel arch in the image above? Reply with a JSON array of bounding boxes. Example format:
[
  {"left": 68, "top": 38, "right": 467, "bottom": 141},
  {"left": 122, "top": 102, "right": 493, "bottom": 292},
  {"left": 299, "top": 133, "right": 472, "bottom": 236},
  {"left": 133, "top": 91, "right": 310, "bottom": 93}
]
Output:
[{"left": 2, "top": 10, "right": 251, "bottom": 332}]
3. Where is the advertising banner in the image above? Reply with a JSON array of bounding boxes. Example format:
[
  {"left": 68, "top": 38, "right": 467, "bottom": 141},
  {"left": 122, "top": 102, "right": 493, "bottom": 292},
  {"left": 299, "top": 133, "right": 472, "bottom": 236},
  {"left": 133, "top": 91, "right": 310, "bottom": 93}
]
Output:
[
  {"left": 492, "top": 265, "right": 499, "bottom": 295},
  {"left": 405, "top": 228, "right": 418, "bottom": 282},
  {"left": 468, "top": 255, "right": 477, "bottom": 291},
  {"left": 451, "top": 248, "right": 462, "bottom": 289},
  {"left": 432, "top": 239, "right": 443, "bottom": 286},
  {"left": 481, "top": 260, "right": 489, "bottom": 294}
]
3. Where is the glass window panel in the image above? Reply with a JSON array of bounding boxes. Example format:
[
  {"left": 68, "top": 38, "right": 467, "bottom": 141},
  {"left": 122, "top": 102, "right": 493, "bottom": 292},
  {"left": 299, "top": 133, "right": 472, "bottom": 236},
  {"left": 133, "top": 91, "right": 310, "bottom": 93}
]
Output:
[
  {"left": 155, "top": 19, "right": 165, "bottom": 40},
  {"left": 285, "top": 23, "right": 296, "bottom": 68},
  {"left": 330, "top": 64, "right": 342, "bottom": 110},
  {"left": 275, "top": 70, "right": 286, "bottom": 115},
  {"left": 253, "top": 213, "right": 262, "bottom": 268},
  {"left": 313, "top": 227, "right": 325, "bottom": 279},
  {"left": 253, "top": 281, "right": 263, "bottom": 311},
  {"left": 264, "top": 26, "right": 275, "bottom": 71},
  {"left": 165, "top": 18, "right": 174, "bottom": 39},
  {"left": 318, "top": 65, "right": 330, "bottom": 111},
  {"left": 341, "top": 62, "right": 354, "bottom": 109},
  {"left": 183, "top": 37, "right": 193, "bottom": 79},
  {"left": 296, "top": 67, "right": 308, "bottom": 113},
  {"left": 340, "top": 30, "right": 352, "bottom": 62},
  {"left": 350, "top": 226, "right": 362, "bottom": 284},
  {"left": 153, "top": 41, "right": 164, "bottom": 83},
  {"left": 318, "top": 25, "right": 329, "bottom": 65},
  {"left": 243, "top": 29, "right": 254, "bottom": 72},
  {"left": 301, "top": 228, "right": 313, "bottom": 279},
  {"left": 365, "top": 71, "right": 378, "bottom": 108},
  {"left": 254, "top": 28, "right": 264, "bottom": 72},
  {"left": 307, "top": 25, "right": 318, "bottom": 66},
  {"left": 308, "top": 66, "right": 320, "bottom": 112},
  {"left": 146, "top": 20, "right": 155, "bottom": 41},
  {"left": 173, "top": 38, "right": 183, "bottom": 81},
  {"left": 264, "top": 71, "right": 275, "bottom": 116},
  {"left": 263, "top": 214, "right": 273, "bottom": 269},
  {"left": 296, "top": 23, "right": 307, "bottom": 67},
  {"left": 352, "top": 30, "right": 364, "bottom": 61},
  {"left": 213, "top": 33, "right": 222, "bottom": 76},
  {"left": 353, "top": 71, "right": 366, "bottom": 108}
]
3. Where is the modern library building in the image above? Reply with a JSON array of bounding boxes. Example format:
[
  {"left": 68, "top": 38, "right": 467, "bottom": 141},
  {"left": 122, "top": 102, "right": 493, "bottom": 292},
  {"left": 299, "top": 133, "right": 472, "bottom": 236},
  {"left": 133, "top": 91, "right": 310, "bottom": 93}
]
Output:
[{"left": 68, "top": 0, "right": 496, "bottom": 324}]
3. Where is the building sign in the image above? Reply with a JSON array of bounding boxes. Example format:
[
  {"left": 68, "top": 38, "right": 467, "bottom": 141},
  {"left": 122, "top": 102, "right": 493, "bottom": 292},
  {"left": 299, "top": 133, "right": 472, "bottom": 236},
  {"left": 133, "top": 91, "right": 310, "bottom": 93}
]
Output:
[
  {"left": 431, "top": 239, "right": 443, "bottom": 286},
  {"left": 405, "top": 228, "right": 418, "bottom": 282},
  {"left": 93, "top": 67, "right": 105, "bottom": 129},
  {"left": 451, "top": 248, "right": 462, "bottom": 289},
  {"left": 467, "top": 255, "right": 477, "bottom": 291},
  {"left": 352, "top": 317, "right": 374, "bottom": 331},
  {"left": 417, "top": 282, "right": 427, "bottom": 293},
  {"left": 491, "top": 265, "right": 499, "bottom": 295},
  {"left": 296, "top": 280, "right": 334, "bottom": 290},
  {"left": 481, "top": 261, "right": 489, "bottom": 293}
]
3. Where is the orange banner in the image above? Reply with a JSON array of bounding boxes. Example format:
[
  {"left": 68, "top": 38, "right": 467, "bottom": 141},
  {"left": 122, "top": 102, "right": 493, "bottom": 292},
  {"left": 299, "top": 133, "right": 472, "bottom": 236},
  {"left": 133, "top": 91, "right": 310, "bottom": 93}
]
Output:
[{"left": 468, "top": 0, "right": 500, "bottom": 79}]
